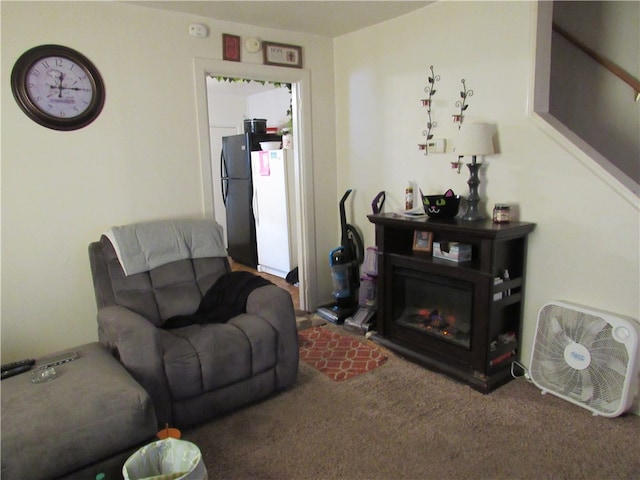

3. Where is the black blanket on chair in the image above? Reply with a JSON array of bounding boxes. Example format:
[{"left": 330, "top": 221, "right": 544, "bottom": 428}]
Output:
[{"left": 163, "top": 271, "right": 272, "bottom": 329}]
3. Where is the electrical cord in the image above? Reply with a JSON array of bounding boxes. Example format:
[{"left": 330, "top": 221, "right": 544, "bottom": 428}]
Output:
[{"left": 510, "top": 360, "right": 532, "bottom": 382}]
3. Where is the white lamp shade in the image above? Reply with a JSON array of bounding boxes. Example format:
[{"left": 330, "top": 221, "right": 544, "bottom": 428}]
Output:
[{"left": 455, "top": 123, "right": 495, "bottom": 156}]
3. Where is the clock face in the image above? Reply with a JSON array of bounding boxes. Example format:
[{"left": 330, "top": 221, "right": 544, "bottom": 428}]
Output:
[{"left": 11, "top": 45, "right": 105, "bottom": 131}]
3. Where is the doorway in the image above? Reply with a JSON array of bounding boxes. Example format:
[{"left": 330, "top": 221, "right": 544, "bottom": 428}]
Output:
[
  {"left": 193, "top": 58, "right": 316, "bottom": 311},
  {"left": 206, "top": 77, "right": 291, "bottom": 251}
]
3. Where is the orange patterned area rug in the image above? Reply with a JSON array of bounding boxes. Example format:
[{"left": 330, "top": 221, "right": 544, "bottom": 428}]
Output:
[{"left": 298, "top": 326, "right": 388, "bottom": 381}]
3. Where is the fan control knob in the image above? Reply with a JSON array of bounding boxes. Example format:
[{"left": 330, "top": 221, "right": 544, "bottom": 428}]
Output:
[{"left": 612, "top": 326, "right": 630, "bottom": 343}]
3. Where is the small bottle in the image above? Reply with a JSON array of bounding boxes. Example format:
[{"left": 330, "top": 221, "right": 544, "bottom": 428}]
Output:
[
  {"left": 405, "top": 183, "right": 414, "bottom": 210},
  {"left": 493, "top": 204, "right": 511, "bottom": 223}
]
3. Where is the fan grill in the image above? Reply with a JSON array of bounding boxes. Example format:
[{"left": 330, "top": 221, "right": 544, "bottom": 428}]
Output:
[{"left": 531, "top": 304, "right": 630, "bottom": 415}]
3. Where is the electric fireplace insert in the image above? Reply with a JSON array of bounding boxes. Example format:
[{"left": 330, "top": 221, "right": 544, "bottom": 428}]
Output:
[{"left": 393, "top": 267, "right": 473, "bottom": 349}]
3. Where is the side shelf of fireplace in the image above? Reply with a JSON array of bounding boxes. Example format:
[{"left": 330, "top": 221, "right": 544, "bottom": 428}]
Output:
[{"left": 367, "top": 213, "right": 536, "bottom": 393}]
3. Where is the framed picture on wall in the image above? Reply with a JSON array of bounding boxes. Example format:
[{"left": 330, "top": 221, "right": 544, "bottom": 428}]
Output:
[
  {"left": 263, "top": 41, "right": 302, "bottom": 68},
  {"left": 412, "top": 231, "right": 433, "bottom": 254},
  {"left": 222, "top": 34, "right": 241, "bottom": 62}
]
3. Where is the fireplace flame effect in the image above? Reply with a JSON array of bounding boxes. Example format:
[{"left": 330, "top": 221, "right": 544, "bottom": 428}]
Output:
[
  {"left": 416, "top": 308, "right": 456, "bottom": 330},
  {"left": 399, "top": 307, "right": 469, "bottom": 344}
]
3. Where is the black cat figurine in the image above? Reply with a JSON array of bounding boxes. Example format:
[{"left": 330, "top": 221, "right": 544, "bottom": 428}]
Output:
[{"left": 422, "top": 189, "right": 461, "bottom": 218}]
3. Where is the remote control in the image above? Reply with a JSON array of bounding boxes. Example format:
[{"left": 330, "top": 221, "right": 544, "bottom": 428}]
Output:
[
  {"left": 38, "top": 351, "right": 78, "bottom": 368},
  {"left": 1, "top": 364, "right": 33, "bottom": 380},
  {"left": 1, "top": 359, "right": 35, "bottom": 372}
]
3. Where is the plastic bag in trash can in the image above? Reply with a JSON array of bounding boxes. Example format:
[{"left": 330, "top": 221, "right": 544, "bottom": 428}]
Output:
[{"left": 123, "top": 438, "right": 208, "bottom": 480}]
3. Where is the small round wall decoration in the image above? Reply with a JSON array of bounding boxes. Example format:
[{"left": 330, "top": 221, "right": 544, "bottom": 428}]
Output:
[
  {"left": 11, "top": 44, "right": 105, "bottom": 131},
  {"left": 244, "top": 38, "right": 261, "bottom": 53}
]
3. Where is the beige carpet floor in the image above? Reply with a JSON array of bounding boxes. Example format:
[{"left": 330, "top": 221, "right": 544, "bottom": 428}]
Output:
[{"left": 183, "top": 324, "right": 640, "bottom": 479}]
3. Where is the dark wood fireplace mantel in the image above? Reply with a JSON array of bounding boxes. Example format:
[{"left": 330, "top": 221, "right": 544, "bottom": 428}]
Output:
[{"left": 368, "top": 213, "right": 536, "bottom": 393}]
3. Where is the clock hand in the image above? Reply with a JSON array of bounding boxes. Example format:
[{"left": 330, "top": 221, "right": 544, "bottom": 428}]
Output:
[
  {"left": 47, "top": 83, "right": 63, "bottom": 98},
  {"left": 57, "top": 74, "right": 90, "bottom": 93},
  {"left": 46, "top": 70, "right": 64, "bottom": 97},
  {"left": 61, "top": 86, "right": 91, "bottom": 92},
  {"left": 46, "top": 81, "right": 90, "bottom": 94}
]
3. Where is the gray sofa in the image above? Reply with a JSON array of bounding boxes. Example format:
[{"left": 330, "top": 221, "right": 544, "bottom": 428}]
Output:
[
  {"left": 1, "top": 342, "right": 157, "bottom": 480},
  {"left": 88, "top": 220, "right": 299, "bottom": 428}
]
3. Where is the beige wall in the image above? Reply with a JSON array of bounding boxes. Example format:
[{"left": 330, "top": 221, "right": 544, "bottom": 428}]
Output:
[
  {"left": 334, "top": 2, "right": 639, "bottom": 412},
  {"left": 1, "top": 1, "right": 336, "bottom": 361}
]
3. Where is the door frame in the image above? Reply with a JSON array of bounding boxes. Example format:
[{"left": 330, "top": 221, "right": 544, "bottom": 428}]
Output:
[{"left": 193, "top": 57, "right": 316, "bottom": 310}]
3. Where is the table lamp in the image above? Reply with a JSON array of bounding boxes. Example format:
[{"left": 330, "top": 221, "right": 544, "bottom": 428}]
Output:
[{"left": 455, "top": 123, "right": 495, "bottom": 221}]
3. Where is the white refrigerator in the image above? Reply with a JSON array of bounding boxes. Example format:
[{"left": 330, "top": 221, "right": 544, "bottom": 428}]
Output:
[{"left": 250, "top": 149, "right": 297, "bottom": 278}]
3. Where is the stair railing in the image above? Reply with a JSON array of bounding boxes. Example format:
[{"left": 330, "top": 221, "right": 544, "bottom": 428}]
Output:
[{"left": 552, "top": 22, "right": 640, "bottom": 102}]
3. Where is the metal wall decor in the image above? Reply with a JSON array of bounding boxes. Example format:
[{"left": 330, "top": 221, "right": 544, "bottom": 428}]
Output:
[
  {"left": 450, "top": 78, "right": 474, "bottom": 172},
  {"left": 416, "top": 71, "right": 479, "bottom": 166},
  {"left": 453, "top": 78, "right": 473, "bottom": 128},
  {"left": 418, "top": 65, "right": 440, "bottom": 155}
]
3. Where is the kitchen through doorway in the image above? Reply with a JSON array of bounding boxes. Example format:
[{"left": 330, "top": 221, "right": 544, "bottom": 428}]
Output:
[
  {"left": 206, "top": 76, "right": 292, "bottom": 253},
  {"left": 193, "top": 59, "right": 315, "bottom": 311},
  {"left": 208, "top": 77, "right": 300, "bottom": 309}
]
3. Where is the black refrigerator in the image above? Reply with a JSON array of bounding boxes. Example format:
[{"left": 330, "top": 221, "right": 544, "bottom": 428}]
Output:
[{"left": 220, "top": 133, "right": 281, "bottom": 268}]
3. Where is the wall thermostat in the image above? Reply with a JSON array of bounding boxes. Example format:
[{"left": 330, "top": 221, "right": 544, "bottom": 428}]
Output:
[
  {"left": 427, "top": 138, "right": 446, "bottom": 153},
  {"left": 244, "top": 38, "right": 261, "bottom": 53},
  {"left": 189, "top": 24, "right": 208, "bottom": 38}
]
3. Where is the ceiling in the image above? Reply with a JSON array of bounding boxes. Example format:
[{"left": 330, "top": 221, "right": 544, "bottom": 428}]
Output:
[{"left": 125, "top": 1, "right": 433, "bottom": 38}]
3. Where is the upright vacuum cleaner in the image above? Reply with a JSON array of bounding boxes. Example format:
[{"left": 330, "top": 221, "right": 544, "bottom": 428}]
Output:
[
  {"left": 316, "top": 189, "right": 364, "bottom": 324},
  {"left": 344, "top": 191, "right": 385, "bottom": 334}
]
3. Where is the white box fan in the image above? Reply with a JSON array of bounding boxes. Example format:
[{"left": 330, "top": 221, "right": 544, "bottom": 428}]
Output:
[{"left": 529, "top": 301, "right": 640, "bottom": 417}]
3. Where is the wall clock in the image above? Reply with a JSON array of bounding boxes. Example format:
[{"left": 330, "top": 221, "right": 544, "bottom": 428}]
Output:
[{"left": 11, "top": 44, "right": 105, "bottom": 131}]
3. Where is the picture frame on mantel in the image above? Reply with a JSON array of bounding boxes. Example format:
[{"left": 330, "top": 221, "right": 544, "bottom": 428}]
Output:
[
  {"left": 263, "top": 41, "right": 303, "bottom": 68},
  {"left": 222, "top": 34, "right": 241, "bottom": 62},
  {"left": 412, "top": 231, "right": 433, "bottom": 254}
]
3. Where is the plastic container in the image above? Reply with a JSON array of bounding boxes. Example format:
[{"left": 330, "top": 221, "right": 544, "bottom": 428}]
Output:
[
  {"left": 123, "top": 438, "right": 207, "bottom": 480},
  {"left": 243, "top": 118, "right": 267, "bottom": 134},
  {"left": 331, "top": 265, "right": 350, "bottom": 300},
  {"left": 330, "top": 247, "right": 350, "bottom": 301},
  {"left": 362, "top": 246, "right": 378, "bottom": 277},
  {"left": 359, "top": 274, "right": 377, "bottom": 307}
]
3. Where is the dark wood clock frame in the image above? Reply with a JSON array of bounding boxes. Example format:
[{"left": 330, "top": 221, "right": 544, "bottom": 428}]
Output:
[{"left": 11, "top": 44, "right": 105, "bottom": 131}]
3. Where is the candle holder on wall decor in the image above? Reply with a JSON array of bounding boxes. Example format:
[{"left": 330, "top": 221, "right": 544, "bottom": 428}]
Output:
[
  {"left": 453, "top": 78, "right": 473, "bottom": 128},
  {"left": 451, "top": 78, "right": 473, "bottom": 172},
  {"left": 418, "top": 65, "right": 440, "bottom": 155}
]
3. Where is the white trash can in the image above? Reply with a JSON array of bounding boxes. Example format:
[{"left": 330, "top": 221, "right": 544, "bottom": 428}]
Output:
[{"left": 123, "top": 438, "right": 207, "bottom": 480}]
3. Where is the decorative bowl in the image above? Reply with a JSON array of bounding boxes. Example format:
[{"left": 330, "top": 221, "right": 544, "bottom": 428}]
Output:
[
  {"left": 422, "top": 193, "right": 461, "bottom": 219},
  {"left": 259, "top": 141, "right": 282, "bottom": 151}
]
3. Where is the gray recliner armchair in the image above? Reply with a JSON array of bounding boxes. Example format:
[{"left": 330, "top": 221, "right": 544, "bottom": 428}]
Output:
[{"left": 88, "top": 219, "right": 298, "bottom": 428}]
